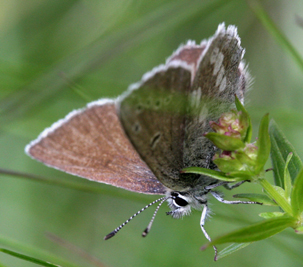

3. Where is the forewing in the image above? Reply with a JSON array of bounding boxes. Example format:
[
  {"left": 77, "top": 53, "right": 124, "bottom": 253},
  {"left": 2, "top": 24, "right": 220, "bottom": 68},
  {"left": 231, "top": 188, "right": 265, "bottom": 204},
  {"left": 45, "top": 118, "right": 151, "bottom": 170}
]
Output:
[{"left": 25, "top": 100, "right": 166, "bottom": 195}]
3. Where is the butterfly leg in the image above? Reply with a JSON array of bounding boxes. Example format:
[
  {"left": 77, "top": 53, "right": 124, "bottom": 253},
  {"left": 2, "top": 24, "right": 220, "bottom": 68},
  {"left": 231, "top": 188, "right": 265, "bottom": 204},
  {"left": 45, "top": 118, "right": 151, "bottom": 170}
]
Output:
[
  {"left": 223, "top": 180, "right": 247, "bottom": 190},
  {"left": 200, "top": 204, "right": 218, "bottom": 260},
  {"left": 205, "top": 181, "right": 228, "bottom": 190},
  {"left": 205, "top": 180, "right": 248, "bottom": 191},
  {"left": 210, "top": 191, "right": 262, "bottom": 205}
]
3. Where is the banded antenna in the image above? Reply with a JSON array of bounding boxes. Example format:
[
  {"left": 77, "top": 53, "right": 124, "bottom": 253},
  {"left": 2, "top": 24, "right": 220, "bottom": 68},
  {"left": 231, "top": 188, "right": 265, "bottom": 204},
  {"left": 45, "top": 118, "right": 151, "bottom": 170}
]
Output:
[
  {"left": 142, "top": 196, "right": 168, "bottom": 237},
  {"left": 104, "top": 196, "right": 169, "bottom": 240}
]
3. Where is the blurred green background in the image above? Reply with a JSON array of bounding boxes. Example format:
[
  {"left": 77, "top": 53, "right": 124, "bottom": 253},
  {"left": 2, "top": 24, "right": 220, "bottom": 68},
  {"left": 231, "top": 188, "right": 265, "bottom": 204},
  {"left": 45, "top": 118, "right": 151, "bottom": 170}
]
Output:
[{"left": 1, "top": 0, "right": 303, "bottom": 266}]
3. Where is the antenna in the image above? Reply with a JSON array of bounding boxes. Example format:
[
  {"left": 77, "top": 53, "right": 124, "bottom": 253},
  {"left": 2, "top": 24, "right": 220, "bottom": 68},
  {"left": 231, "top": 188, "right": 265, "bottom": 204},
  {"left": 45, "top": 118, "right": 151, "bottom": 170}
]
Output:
[
  {"left": 142, "top": 196, "right": 168, "bottom": 237},
  {"left": 104, "top": 196, "right": 168, "bottom": 240}
]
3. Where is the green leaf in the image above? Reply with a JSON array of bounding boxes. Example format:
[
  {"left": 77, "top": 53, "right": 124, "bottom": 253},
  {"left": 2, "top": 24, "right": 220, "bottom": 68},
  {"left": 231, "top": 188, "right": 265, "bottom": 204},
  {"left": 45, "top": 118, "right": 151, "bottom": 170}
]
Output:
[
  {"left": 181, "top": 167, "right": 240, "bottom": 182},
  {"left": 269, "top": 119, "right": 303, "bottom": 187},
  {"left": 234, "top": 95, "right": 252, "bottom": 143},
  {"left": 0, "top": 248, "right": 60, "bottom": 267},
  {"left": 233, "top": 193, "right": 277, "bottom": 206},
  {"left": 255, "top": 114, "right": 270, "bottom": 173},
  {"left": 259, "top": 212, "right": 285, "bottom": 219},
  {"left": 291, "top": 167, "right": 303, "bottom": 217},
  {"left": 205, "top": 132, "right": 245, "bottom": 151},
  {"left": 271, "top": 185, "right": 286, "bottom": 199},
  {"left": 235, "top": 94, "right": 244, "bottom": 111},
  {"left": 284, "top": 153, "right": 293, "bottom": 199},
  {"left": 259, "top": 179, "right": 293, "bottom": 215},
  {"left": 215, "top": 243, "right": 250, "bottom": 260},
  {"left": 235, "top": 151, "right": 256, "bottom": 166},
  {"left": 205, "top": 216, "right": 296, "bottom": 246}
]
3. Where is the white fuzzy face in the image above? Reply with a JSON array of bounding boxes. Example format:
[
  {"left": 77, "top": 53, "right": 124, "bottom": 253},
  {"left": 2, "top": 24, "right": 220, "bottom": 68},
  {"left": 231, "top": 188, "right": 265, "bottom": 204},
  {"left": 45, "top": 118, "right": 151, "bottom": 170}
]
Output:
[{"left": 166, "top": 190, "right": 208, "bottom": 219}]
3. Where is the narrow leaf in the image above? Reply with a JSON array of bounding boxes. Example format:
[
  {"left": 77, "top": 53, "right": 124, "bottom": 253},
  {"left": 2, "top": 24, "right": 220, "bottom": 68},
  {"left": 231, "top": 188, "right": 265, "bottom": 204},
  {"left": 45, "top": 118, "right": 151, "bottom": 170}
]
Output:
[
  {"left": 269, "top": 119, "right": 303, "bottom": 186},
  {"left": 255, "top": 114, "right": 270, "bottom": 173},
  {"left": 284, "top": 153, "right": 293, "bottom": 199},
  {"left": 0, "top": 235, "right": 80, "bottom": 267},
  {"left": 259, "top": 179, "right": 293, "bottom": 215},
  {"left": 259, "top": 212, "right": 285, "bottom": 219},
  {"left": 234, "top": 95, "right": 252, "bottom": 143},
  {"left": 215, "top": 243, "right": 250, "bottom": 260},
  {"left": 269, "top": 130, "right": 285, "bottom": 187},
  {"left": 271, "top": 185, "right": 286, "bottom": 199},
  {"left": 181, "top": 167, "right": 239, "bottom": 182},
  {"left": 206, "top": 216, "right": 296, "bottom": 246},
  {"left": 291, "top": 167, "right": 303, "bottom": 217},
  {"left": 233, "top": 193, "right": 277, "bottom": 206},
  {"left": 0, "top": 249, "right": 60, "bottom": 267},
  {"left": 234, "top": 94, "right": 244, "bottom": 111}
]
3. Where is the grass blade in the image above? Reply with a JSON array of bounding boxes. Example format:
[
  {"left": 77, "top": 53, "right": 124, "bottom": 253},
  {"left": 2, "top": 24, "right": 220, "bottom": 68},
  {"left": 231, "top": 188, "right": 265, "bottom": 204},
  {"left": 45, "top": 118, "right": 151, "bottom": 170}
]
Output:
[
  {"left": 248, "top": 0, "right": 303, "bottom": 72},
  {"left": 0, "top": 248, "right": 60, "bottom": 267}
]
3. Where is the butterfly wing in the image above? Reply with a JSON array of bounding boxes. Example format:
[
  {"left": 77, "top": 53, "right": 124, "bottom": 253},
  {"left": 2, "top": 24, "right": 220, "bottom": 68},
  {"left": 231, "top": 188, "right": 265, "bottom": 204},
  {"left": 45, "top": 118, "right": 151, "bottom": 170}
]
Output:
[
  {"left": 118, "top": 63, "right": 193, "bottom": 191},
  {"left": 118, "top": 24, "right": 250, "bottom": 191},
  {"left": 26, "top": 100, "right": 167, "bottom": 194},
  {"left": 26, "top": 24, "right": 249, "bottom": 194},
  {"left": 183, "top": 24, "right": 249, "bottom": 174}
]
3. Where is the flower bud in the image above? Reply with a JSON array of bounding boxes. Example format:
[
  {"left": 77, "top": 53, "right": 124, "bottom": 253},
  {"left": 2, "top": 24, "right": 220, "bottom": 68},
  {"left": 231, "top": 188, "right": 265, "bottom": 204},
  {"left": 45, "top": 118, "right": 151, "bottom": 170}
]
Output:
[
  {"left": 207, "top": 111, "right": 260, "bottom": 175},
  {"left": 210, "top": 110, "right": 249, "bottom": 142}
]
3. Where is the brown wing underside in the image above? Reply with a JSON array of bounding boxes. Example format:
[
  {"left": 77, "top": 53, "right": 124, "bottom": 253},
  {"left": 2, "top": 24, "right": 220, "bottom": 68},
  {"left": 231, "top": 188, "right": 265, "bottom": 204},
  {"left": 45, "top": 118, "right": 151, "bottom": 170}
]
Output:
[
  {"left": 26, "top": 101, "right": 167, "bottom": 195},
  {"left": 26, "top": 24, "right": 248, "bottom": 194}
]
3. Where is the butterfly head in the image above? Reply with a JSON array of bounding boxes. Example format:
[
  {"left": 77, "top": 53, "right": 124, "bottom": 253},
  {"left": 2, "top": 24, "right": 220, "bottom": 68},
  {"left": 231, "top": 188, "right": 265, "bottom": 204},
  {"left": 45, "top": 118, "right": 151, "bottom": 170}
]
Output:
[{"left": 166, "top": 189, "right": 208, "bottom": 219}]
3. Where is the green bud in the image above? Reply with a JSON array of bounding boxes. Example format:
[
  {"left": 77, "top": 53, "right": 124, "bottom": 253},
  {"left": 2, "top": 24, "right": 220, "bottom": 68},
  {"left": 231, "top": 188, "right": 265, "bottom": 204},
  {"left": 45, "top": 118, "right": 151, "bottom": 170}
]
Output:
[
  {"left": 213, "top": 150, "right": 256, "bottom": 173},
  {"left": 204, "top": 132, "right": 245, "bottom": 151},
  {"left": 213, "top": 151, "right": 244, "bottom": 173},
  {"left": 205, "top": 108, "right": 264, "bottom": 178}
]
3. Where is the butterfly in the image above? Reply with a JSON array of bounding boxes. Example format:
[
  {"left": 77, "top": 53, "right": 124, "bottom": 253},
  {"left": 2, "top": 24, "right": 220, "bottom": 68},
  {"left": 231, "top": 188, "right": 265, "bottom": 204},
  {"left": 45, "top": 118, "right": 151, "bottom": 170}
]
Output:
[{"left": 25, "top": 23, "right": 256, "bottom": 258}]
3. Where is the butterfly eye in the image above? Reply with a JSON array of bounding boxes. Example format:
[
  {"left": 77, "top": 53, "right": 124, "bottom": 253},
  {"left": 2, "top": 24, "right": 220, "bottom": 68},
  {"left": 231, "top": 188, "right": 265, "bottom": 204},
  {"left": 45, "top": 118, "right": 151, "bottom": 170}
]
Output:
[{"left": 174, "top": 196, "right": 188, "bottom": 207}]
